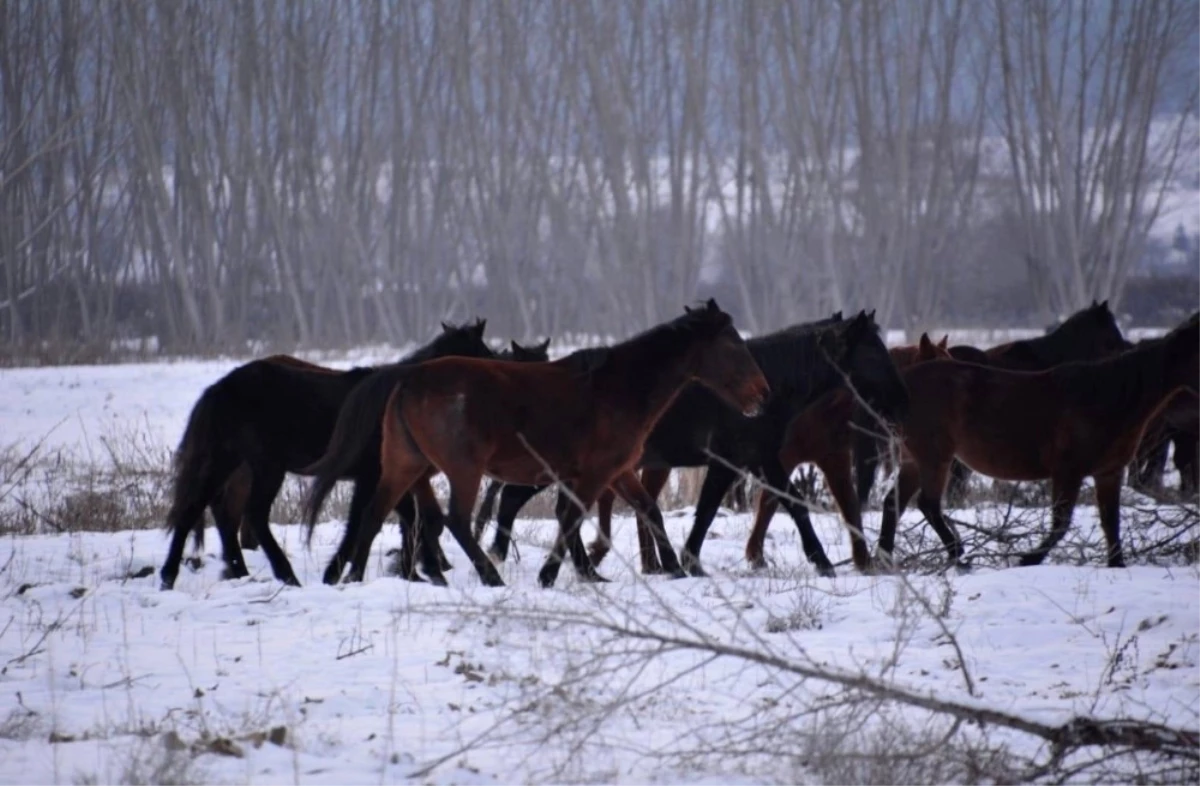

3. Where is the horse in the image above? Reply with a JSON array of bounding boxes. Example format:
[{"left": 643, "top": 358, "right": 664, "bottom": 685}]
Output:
[
  {"left": 304, "top": 299, "right": 771, "bottom": 589},
  {"left": 479, "top": 312, "right": 849, "bottom": 573},
  {"left": 878, "top": 313, "right": 1199, "bottom": 570},
  {"left": 158, "top": 320, "right": 493, "bottom": 590},
  {"left": 576, "top": 310, "right": 910, "bottom": 579},
  {"left": 744, "top": 332, "right": 950, "bottom": 570},
  {"left": 942, "top": 300, "right": 1130, "bottom": 502},
  {"left": 1130, "top": 315, "right": 1200, "bottom": 498}
]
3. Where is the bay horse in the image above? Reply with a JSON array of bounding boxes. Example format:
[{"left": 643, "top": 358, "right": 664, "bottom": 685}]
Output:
[
  {"left": 158, "top": 320, "right": 493, "bottom": 590},
  {"left": 578, "top": 310, "right": 910, "bottom": 579},
  {"left": 744, "top": 332, "right": 950, "bottom": 570},
  {"left": 479, "top": 312, "right": 848, "bottom": 573},
  {"left": 292, "top": 337, "right": 553, "bottom": 586},
  {"left": 878, "top": 313, "right": 1199, "bottom": 570},
  {"left": 304, "top": 299, "right": 770, "bottom": 588},
  {"left": 943, "top": 301, "right": 1130, "bottom": 502},
  {"left": 475, "top": 317, "right": 854, "bottom": 573}
]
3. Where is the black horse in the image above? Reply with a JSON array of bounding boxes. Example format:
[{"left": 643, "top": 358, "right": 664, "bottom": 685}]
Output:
[
  {"left": 158, "top": 320, "right": 493, "bottom": 591},
  {"left": 485, "top": 311, "right": 911, "bottom": 578}
]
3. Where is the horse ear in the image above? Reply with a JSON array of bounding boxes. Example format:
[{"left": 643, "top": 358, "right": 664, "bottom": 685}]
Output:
[
  {"left": 510, "top": 340, "right": 521, "bottom": 353},
  {"left": 938, "top": 334, "right": 949, "bottom": 350},
  {"left": 833, "top": 311, "right": 843, "bottom": 321},
  {"left": 919, "top": 333, "right": 934, "bottom": 353},
  {"left": 538, "top": 338, "right": 551, "bottom": 353},
  {"left": 1100, "top": 299, "right": 1109, "bottom": 310},
  {"left": 441, "top": 320, "right": 452, "bottom": 332},
  {"left": 473, "top": 319, "right": 487, "bottom": 337},
  {"left": 867, "top": 309, "right": 877, "bottom": 323},
  {"left": 705, "top": 298, "right": 720, "bottom": 313}
]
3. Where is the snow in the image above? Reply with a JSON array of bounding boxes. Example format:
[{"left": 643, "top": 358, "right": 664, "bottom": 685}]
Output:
[
  {"left": 0, "top": 349, "right": 1196, "bottom": 784},
  {"left": 0, "top": 510, "right": 1196, "bottom": 784}
]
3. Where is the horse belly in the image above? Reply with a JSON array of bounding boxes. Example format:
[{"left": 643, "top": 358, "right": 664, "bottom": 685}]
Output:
[{"left": 954, "top": 439, "right": 1049, "bottom": 482}]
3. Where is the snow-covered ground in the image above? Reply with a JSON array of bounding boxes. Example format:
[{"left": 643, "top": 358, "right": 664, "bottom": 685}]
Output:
[
  {"left": 0, "top": 340, "right": 1195, "bottom": 784},
  {"left": 0, "top": 508, "right": 1196, "bottom": 784}
]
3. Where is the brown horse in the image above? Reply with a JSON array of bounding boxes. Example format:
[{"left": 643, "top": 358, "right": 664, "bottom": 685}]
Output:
[
  {"left": 304, "top": 300, "right": 770, "bottom": 588},
  {"left": 879, "top": 314, "right": 1199, "bottom": 570},
  {"left": 743, "top": 333, "right": 950, "bottom": 569}
]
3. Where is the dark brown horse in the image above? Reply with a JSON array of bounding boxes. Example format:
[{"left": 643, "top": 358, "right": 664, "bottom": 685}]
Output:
[
  {"left": 879, "top": 314, "right": 1199, "bottom": 570},
  {"left": 744, "top": 332, "right": 951, "bottom": 569},
  {"left": 943, "top": 301, "right": 1130, "bottom": 503},
  {"left": 158, "top": 320, "right": 493, "bottom": 590},
  {"left": 304, "top": 300, "right": 770, "bottom": 588}
]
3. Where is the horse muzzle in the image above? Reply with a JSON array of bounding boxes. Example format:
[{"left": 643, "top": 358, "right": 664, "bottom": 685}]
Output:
[{"left": 741, "top": 383, "right": 770, "bottom": 417}]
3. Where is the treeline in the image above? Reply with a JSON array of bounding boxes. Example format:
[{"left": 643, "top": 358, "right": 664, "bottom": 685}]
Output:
[{"left": 1, "top": 0, "right": 1196, "bottom": 359}]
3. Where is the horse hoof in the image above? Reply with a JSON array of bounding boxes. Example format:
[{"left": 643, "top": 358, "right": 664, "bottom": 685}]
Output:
[
  {"left": 1016, "top": 553, "right": 1043, "bottom": 567},
  {"left": 427, "top": 573, "right": 449, "bottom": 587},
  {"left": 439, "top": 559, "right": 454, "bottom": 572},
  {"left": 159, "top": 578, "right": 175, "bottom": 592},
  {"left": 184, "top": 556, "right": 204, "bottom": 572},
  {"left": 580, "top": 572, "right": 610, "bottom": 584},
  {"left": 537, "top": 573, "right": 557, "bottom": 589},
  {"left": 953, "top": 561, "right": 973, "bottom": 575},
  {"left": 641, "top": 564, "right": 665, "bottom": 576},
  {"left": 815, "top": 564, "right": 837, "bottom": 579},
  {"left": 487, "top": 549, "right": 505, "bottom": 565},
  {"left": 669, "top": 568, "right": 687, "bottom": 580},
  {"left": 747, "top": 557, "right": 767, "bottom": 571},
  {"left": 283, "top": 576, "right": 302, "bottom": 588},
  {"left": 1107, "top": 558, "right": 1127, "bottom": 569}
]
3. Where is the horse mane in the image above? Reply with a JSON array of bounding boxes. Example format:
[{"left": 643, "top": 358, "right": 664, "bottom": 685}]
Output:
[
  {"left": 1051, "top": 314, "right": 1200, "bottom": 422},
  {"left": 1050, "top": 331, "right": 1178, "bottom": 418},
  {"left": 744, "top": 318, "right": 846, "bottom": 399},
  {"left": 555, "top": 301, "right": 731, "bottom": 378}
]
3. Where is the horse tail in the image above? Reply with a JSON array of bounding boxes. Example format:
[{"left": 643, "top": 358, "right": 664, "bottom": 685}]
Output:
[
  {"left": 301, "top": 369, "right": 401, "bottom": 542},
  {"left": 165, "top": 382, "right": 230, "bottom": 549}
]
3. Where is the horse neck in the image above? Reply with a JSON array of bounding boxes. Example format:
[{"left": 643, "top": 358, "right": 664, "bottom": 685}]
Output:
[
  {"left": 604, "top": 331, "right": 700, "bottom": 426},
  {"left": 1083, "top": 341, "right": 1182, "bottom": 431}
]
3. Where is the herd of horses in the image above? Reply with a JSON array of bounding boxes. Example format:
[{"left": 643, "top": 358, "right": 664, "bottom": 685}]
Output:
[{"left": 157, "top": 300, "right": 1199, "bottom": 592}]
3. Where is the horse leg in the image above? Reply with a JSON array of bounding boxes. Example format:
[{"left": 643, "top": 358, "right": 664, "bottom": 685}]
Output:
[
  {"left": 1174, "top": 435, "right": 1199, "bottom": 498},
  {"left": 944, "top": 460, "right": 972, "bottom": 508},
  {"left": 208, "top": 491, "right": 249, "bottom": 580},
  {"left": 538, "top": 483, "right": 604, "bottom": 588},
  {"left": 1094, "top": 471, "right": 1126, "bottom": 568},
  {"left": 395, "top": 490, "right": 453, "bottom": 575},
  {"left": 634, "top": 467, "right": 670, "bottom": 574},
  {"left": 611, "top": 468, "right": 684, "bottom": 578},
  {"left": 853, "top": 429, "right": 882, "bottom": 512},
  {"left": 587, "top": 488, "right": 617, "bottom": 566},
  {"left": 489, "top": 484, "right": 546, "bottom": 562},
  {"left": 160, "top": 453, "right": 239, "bottom": 591},
  {"left": 761, "top": 459, "right": 836, "bottom": 578},
  {"left": 473, "top": 479, "right": 503, "bottom": 541},
  {"left": 438, "top": 468, "right": 506, "bottom": 587},
  {"left": 744, "top": 492, "right": 779, "bottom": 570},
  {"left": 679, "top": 462, "right": 739, "bottom": 578},
  {"left": 322, "top": 479, "right": 374, "bottom": 585},
  {"left": 877, "top": 461, "right": 920, "bottom": 569},
  {"left": 912, "top": 461, "right": 964, "bottom": 570},
  {"left": 1018, "top": 474, "right": 1082, "bottom": 567},
  {"left": 1132, "top": 426, "right": 1169, "bottom": 494},
  {"left": 240, "top": 466, "right": 301, "bottom": 587},
  {"left": 814, "top": 446, "right": 871, "bottom": 574},
  {"left": 225, "top": 465, "right": 259, "bottom": 551}
]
